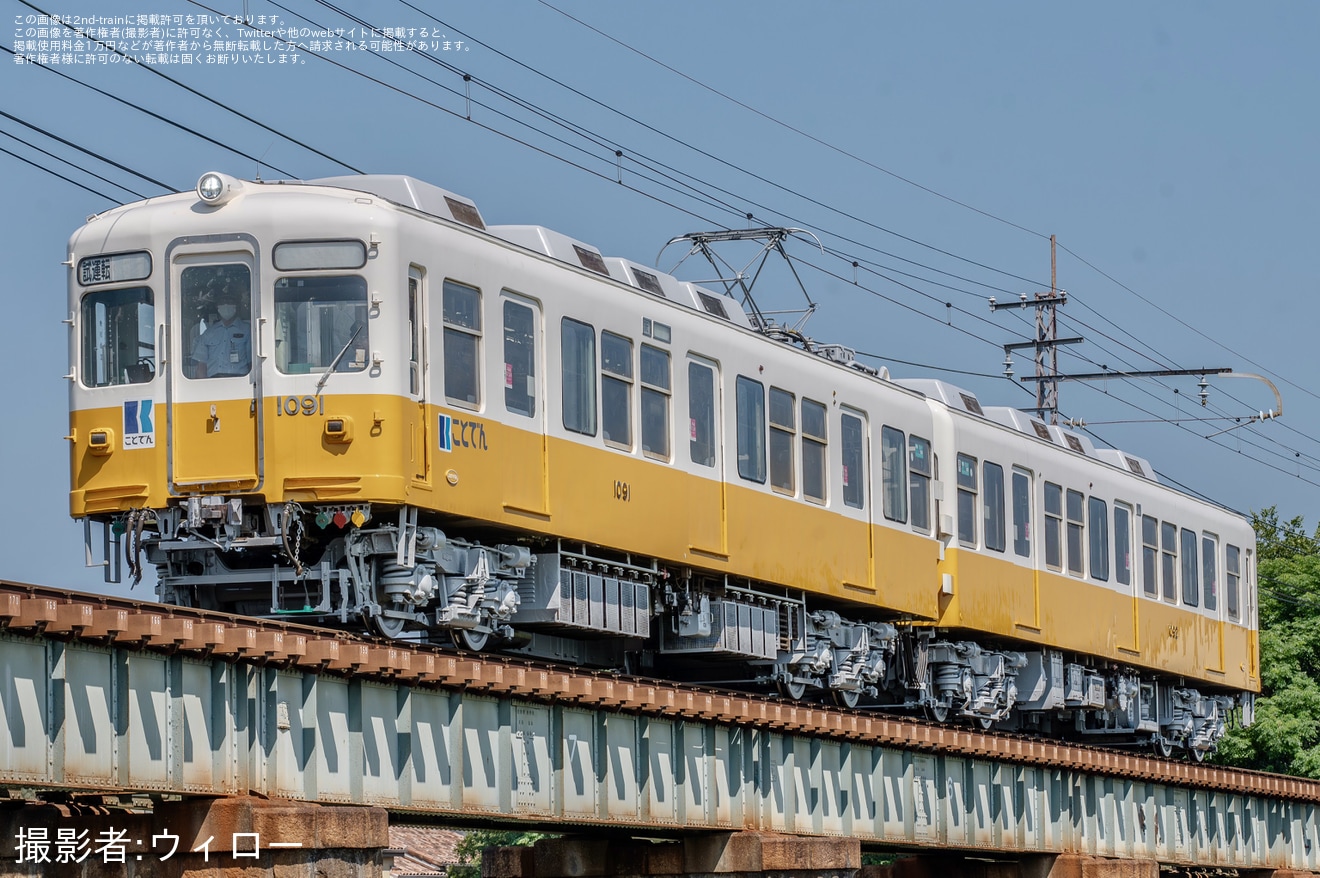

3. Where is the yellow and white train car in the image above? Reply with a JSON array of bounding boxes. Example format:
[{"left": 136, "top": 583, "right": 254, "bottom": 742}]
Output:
[{"left": 67, "top": 173, "right": 1255, "bottom": 756}]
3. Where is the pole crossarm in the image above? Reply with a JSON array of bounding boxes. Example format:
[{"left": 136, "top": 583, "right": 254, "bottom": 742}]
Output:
[{"left": 1018, "top": 367, "right": 1233, "bottom": 383}]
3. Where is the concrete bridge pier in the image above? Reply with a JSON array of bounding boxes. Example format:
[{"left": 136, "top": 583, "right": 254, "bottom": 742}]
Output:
[{"left": 0, "top": 796, "right": 389, "bottom": 877}]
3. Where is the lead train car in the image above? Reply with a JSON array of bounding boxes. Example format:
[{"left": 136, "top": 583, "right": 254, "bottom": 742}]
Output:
[{"left": 68, "top": 173, "right": 1257, "bottom": 756}]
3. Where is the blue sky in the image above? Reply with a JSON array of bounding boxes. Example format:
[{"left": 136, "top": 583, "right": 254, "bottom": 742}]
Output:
[{"left": 2, "top": 1, "right": 1317, "bottom": 597}]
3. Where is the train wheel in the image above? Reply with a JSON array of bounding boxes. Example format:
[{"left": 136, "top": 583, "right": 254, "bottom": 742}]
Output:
[
  {"left": 1151, "top": 736, "right": 1173, "bottom": 759},
  {"left": 924, "top": 702, "right": 949, "bottom": 723},
  {"left": 368, "top": 611, "right": 409, "bottom": 639},
  {"left": 778, "top": 679, "right": 808, "bottom": 701},
  {"left": 975, "top": 716, "right": 995, "bottom": 731},
  {"left": 1188, "top": 746, "right": 1207, "bottom": 764},
  {"left": 450, "top": 628, "right": 490, "bottom": 652},
  {"left": 832, "top": 689, "right": 861, "bottom": 709}
]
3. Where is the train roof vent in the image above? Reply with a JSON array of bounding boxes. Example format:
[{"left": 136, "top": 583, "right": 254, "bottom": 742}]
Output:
[
  {"left": 894, "top": 379, "right": 987, "bottom": 417},
  {"left": 1050, "top": 426, "right": 1096, "bottom": 457},
  {"left": 488, "top": 225, "right": 615, "bottom": 279},
  {"left": 307, "top": 175, "right": 485, "bottom": 229},
  {"left": 984, "top": 407, "right": 1057, "bottom": 443},
  {"left": 604, "top": 257, "right": 686, "bottom": 300},
  {"left": 1095, "top": 449, "right": 1159, "bottom": 482},
  {"left": 672, "top": 283, "right": 751, "bottom": 328}
]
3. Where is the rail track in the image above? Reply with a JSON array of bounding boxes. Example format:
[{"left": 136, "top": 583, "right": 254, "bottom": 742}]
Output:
[{"left": 1, "top": 578, "right": 1313, "bottom": 804}]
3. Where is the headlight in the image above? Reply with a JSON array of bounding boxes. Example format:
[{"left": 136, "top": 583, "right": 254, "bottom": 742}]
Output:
[{"left": 196, "top": 172, "right": 243, "bottom": 206}]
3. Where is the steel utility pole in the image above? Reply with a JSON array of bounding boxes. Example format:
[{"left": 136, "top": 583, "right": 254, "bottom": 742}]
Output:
[{"left": 990, "top": 235, "right": 1076, "bottom": 424}]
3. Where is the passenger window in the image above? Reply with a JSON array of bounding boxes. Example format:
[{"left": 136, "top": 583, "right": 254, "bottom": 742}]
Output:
[
  {"left": 1202, "top": 534, "right": 1218, "bottom": 612},
  {"left": 1088, "top": 497, "right": 1109, "bottom": 581},
  {"left": 1161, "top": 522, "right": 1178, "bottom": 603},
  {"left": 983, "top": 462, "right": 1005, "bottom": 552},
  {"left": 882, "top": 427, "right": 908, "bottom": 523},
  {"left": 81, "top": 286, "right": 155, "bottom": 386},
  {"left": 910, "top": 437, "right": 932, "bottom": 533},
  {"left": 442, "top": 280, "right": 481, "bottom": 406},
  {"left": 956, "top": 454, "right": 977, "bottom": 546},
  {"left": 503, "top": 299, "right": 536, "bottom": 417},
  {"left": 1066, "top": 490, "right": 1085, "bottom": 576},
  {"left": 183, "top": 264, "right": 254, "bottom": 380},
  {"left": 1011, "top": 469, "right": 1031, "bottom": 557},
  {"left": 561, "top": 318, "right": 596, "bottom": 436},
  {"left": 841, "top": 412, "right": 866, "bottom": 509},
  {"left": 736, "top": 376, "right": 766, "bottom": 483},
  {"left": 1114, "top": 503, "right": 1133, "bottom": 586},
  {"left": 688, "top": 360, "right": 717, "bottom": 467},
  {"left": 1181, "top": 528, "right": 1199, "bottom": 607},
  {"left": 801, "top": 399, "right": 828, "bottom": 504},
  {"left": 1141, "top": 516, "right": 1159, "bottom": 596},
  {"left": 1226, "top": 545, "right": 1241, "bottom": 620},
  {"left": 769, "top": 388, "right": 796, "bottom": 494},
  {"left": 601, "top": 331, "right": 633, "bottom": 449},
  {"left": 1044, "top": 482, "right": 1062, "bottom": 570},
  {"left": 640, "top": 345, "right": 670, "bottom": 460}
]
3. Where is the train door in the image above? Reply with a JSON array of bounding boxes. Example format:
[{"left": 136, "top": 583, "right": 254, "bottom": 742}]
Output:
[
  {"left": 500, "top": 293, "right": 547, "bottom": 515},
  {"left": 165, "top": 241, "right": 262, "bottom": 493},
  {"left": 1114, "top": 501, "right": 1140, "bottom": 652},
  {"left": 686, "top": 355, "right": 726, "bottom": 556},
  {"left": 408, "top": 268, "right": 430, "bottom": 484}
]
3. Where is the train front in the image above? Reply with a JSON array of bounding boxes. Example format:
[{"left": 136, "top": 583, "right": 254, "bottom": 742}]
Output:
[{"left": 68, "top": 173, "right": 425, "bottom": 631}]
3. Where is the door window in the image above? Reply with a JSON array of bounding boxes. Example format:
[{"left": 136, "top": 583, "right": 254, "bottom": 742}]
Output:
[{"left": 182, "top": 264, "right": 252, "bottom": 379}]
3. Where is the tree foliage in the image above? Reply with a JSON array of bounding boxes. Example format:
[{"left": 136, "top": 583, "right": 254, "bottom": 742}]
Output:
[
  {"left": 1215, "top": 507, "right": 1320, "bottom": 778},
  {"left": 447, "top": 830, "right": 553, "bottom": 878}
]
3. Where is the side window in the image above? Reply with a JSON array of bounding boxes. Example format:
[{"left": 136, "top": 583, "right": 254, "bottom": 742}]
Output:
[
  {"left": 442, "top": 281, "right": 482, "bottom": 407},
  {"left": 503, "top": 299, "right": 536, "bottom": 417},
  {"left": 601, "top": 331, "right": 633, "bottom": 449},
  {"left": 769, "top": 388, "right": 796, "bottom": 494},
  {"left": 882, "top": 426, "right": 908, "bottom": 523},
  {"left": 1066, "top": 490, "right": 1085, "bottom": 576},
  {"left": 801, "top": 399, "right": 828, "bottom": 503},
  {"left": 983, "top": 462, "right": 1005, "bottom": 552},
  {"left": 841, "top": 412, "right": 866, "bottom": 510},
  {"left": 640, "top": 345, "right": 671, "bottom": 460},
  {"left": 408, "top": 271, "right": 423, "bottom": 396},
  {"left": 910, "top": 436, "right": 932, "bottom": 533},
  {"left": 1114, "top": 503, "right": 1133, "bottom": 587},
  {"left": 1141, "top": 516, "right": 1159, "bottom": 596},
  {"left": 1011, "top": 469, "right": 1031, "bottom": 557},
  {"left": 1181, "top": 528, "right": 1199, "bottom": 607},
  {"left": 1161, "top": 522, "right": 1178, "bottom": 603},
  {"left": 688, "top": 360, "right": 717, "bottom": 467},
  {"left": 736, "top": 376, "right": 766, "bottom": 483},
  {"left": 81, "top": 287, "right": 155, "bottom": 386},
  {"left": 1202, "top": 534, "right": 1218, "bottom": 612},
  {"left": 956, "top": 454, "right": 977, "bottom": 547},
  {"left": 1044, "top": 482, "right": 1063, "bottom": 571},
  {"left": 1088, "top": 497, "right": 1109, "bottom": 581},
  {"left": 1226, "top": 545, "right": 1241, "bottom": 621},
  {"left": 561, "top": 318, "right": 596, "bottom": 436}
]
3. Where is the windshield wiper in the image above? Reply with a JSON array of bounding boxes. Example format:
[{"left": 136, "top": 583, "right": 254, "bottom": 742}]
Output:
[{"left": 314, "top": 322, "right": 365, "bottom": 397}]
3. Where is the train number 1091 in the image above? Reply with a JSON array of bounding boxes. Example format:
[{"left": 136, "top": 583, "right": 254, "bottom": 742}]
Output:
[{"left": 613, "top": 480, "right": 631, "bottom": 502}]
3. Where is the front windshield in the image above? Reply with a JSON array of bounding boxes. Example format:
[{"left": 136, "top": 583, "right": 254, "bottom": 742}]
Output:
[
  {"left": 80, "top": 286, "right": 155, "bottom": 387},
  {"left": 274, "top": 275, "right": 369, "bottom": 374}
]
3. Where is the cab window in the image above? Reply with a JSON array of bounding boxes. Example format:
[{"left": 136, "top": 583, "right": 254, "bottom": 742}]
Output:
[
  {"left": 182, "top": 264, "right": 252, "bottom": 380},
  {"left": 81, "top": 287, "right": 154, "bottom": 386},
  {"left": 274, "top": 275, "right": 368, "bottom": 375}
]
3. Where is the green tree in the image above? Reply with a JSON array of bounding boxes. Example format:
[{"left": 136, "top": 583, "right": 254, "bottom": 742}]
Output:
[
  {"left": 448, "top": 830, "right": 553, "bottom": 878},
  {"left": 1215, "top": 508, "right": 1320, "bottom": 778}
]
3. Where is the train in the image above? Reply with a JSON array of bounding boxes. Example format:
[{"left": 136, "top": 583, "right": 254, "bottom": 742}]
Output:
[{"left": 67, "top": 171, "right": 1257, "bottom": 757}]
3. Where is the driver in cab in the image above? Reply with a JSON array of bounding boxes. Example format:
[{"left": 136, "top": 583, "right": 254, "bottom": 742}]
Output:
[{"left": 190, "top": 289, "right": 250, "bottom": 378}]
